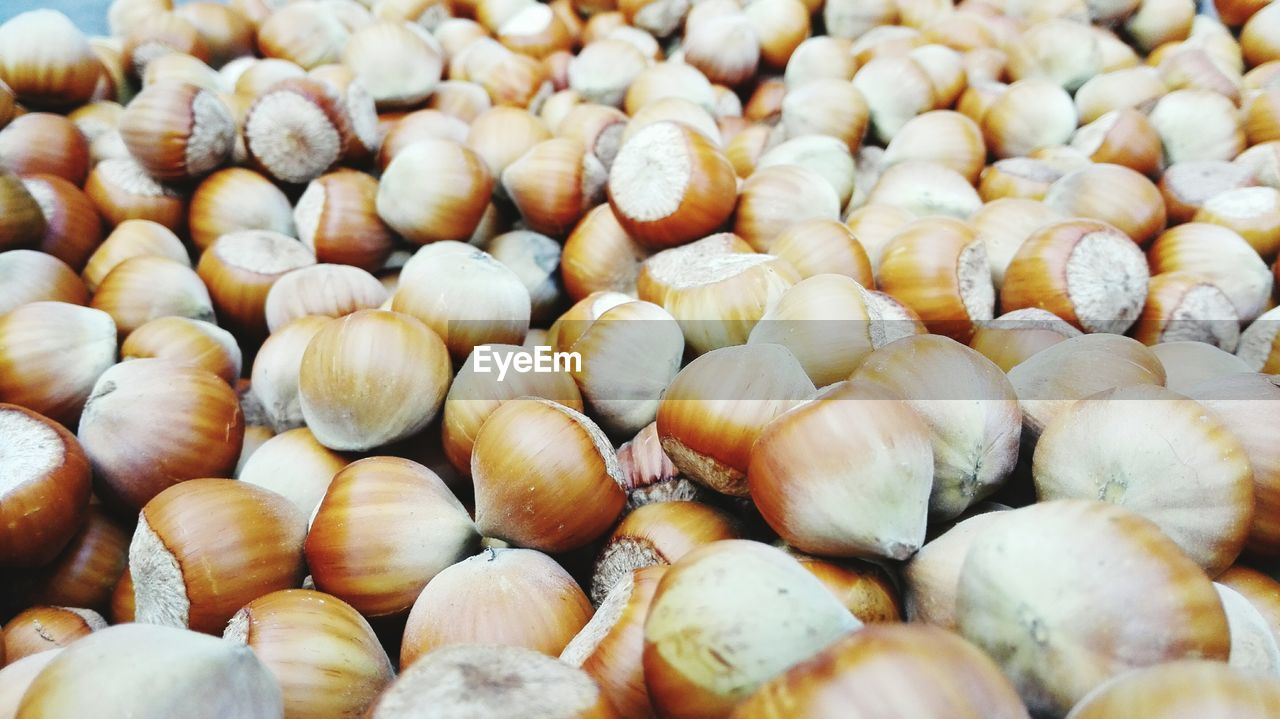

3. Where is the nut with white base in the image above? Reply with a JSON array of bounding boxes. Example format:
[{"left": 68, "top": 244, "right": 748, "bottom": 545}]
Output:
[
  {"left": 876, "top": 217, "right": 995, "bottom": 342},
  {"left": 1133, "top": 272, "right": 1241, "bottom": 351},
  {"left": 1149, "top": 223, "right": 1274, "bottom": 323},
  {"left": 656, "top": 343, "right": 815, "bottom": 497},
  {"left": 119, "top": 81, "right": 235, "bottom": 182},
  {"left": 590, "top": 500, "right": 739, "bottom": 604},
  {"left": 0, "top": 405, "right": 92, "bottom": 569},
  {"left": 1000, "top": 219, "right": 1149, "bottom": 335},
  {"left": 129, "top": 478, "right": 306, "bottom": 634},
  {"left": 223, "top": 589, "right": 393, "bottom": 719},
  {"left": 607, "top": 121, "right": 736, "bottom": 250}
]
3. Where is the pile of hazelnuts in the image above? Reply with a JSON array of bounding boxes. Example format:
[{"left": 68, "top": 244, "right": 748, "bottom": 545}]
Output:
[{"left": 3, "top": 0, "right": 1280, "bottom": 717}]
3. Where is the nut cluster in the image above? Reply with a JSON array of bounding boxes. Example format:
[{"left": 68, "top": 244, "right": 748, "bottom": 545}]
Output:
[{"left": 2, "top": 0, "right": 1280, "bottom": 717}]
